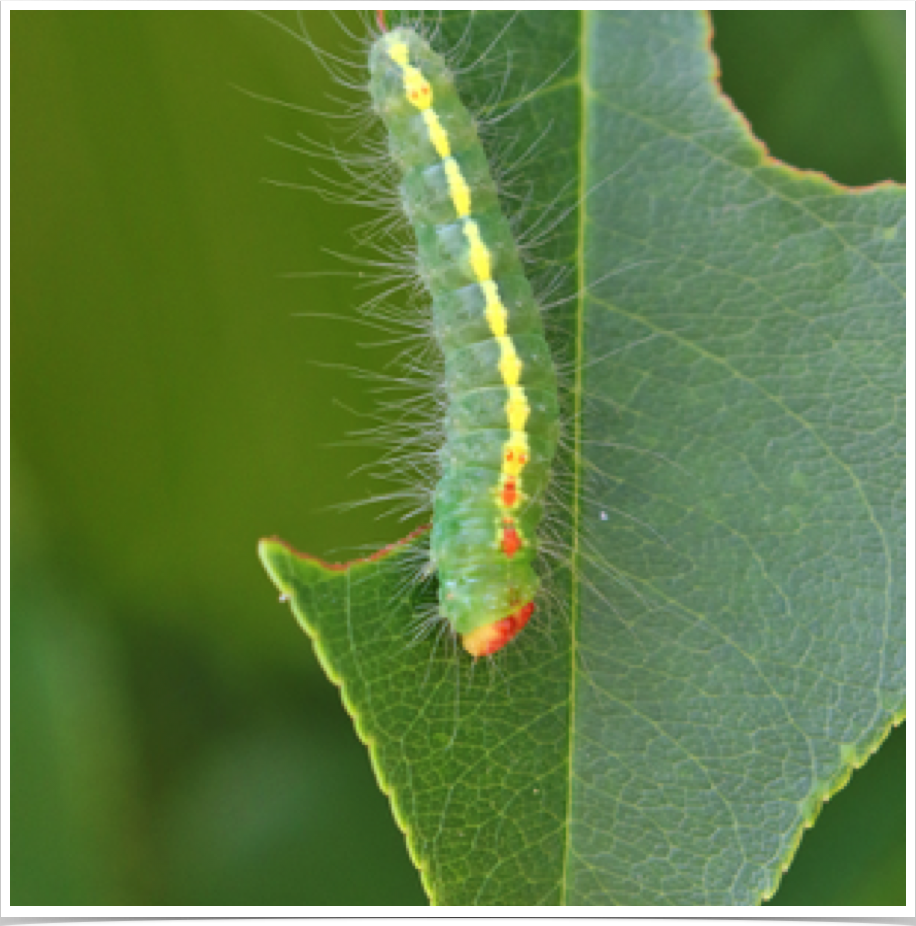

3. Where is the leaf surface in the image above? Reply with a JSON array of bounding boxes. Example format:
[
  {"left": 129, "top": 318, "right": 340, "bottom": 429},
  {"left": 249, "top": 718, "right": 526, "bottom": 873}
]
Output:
[{"left": 260, "top": 10, "right": 904, "bottom": 905}]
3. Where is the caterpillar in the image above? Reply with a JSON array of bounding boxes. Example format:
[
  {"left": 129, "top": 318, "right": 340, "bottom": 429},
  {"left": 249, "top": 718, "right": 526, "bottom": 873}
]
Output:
[{"left": 368, "top": 14, "right": 560, "bottom": 658}]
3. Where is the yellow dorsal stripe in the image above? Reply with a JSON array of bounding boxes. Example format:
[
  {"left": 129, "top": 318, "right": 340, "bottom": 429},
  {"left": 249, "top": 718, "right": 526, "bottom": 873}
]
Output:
[
  {"left": 387, "top": 44, "right": 467, "bottom": 215},
  {"left": 481, "top": 281, "right": 506, "bottom": 337},
  {"left": 388, "top": 43, "right": 410, "bottom": 66},
  {"left": 497, "top": 336, "right": 522, "bottom": 387},
  {"left": 462, "top": 219, "right": 492, "bottom": 282},
  {"left": 443, "top": 157, "right": 470, "bottom": 217},
  {"left": 389, "top": 42, "right": 433, "bottom": 112},
  {"left": 501, "top": 432, "right": 530, "bottom": 480},
  {"left": 422, "top": 111, "right": 450, "bottom": 158},
  {"left": 460, "top": 206, "right": 530, "bottom": 537},
  {"left": 387, "top": 38, "right": 532, "bottom": 548},
  {"left": 506, "top": 386, "right": 530, "bottom": 433}
]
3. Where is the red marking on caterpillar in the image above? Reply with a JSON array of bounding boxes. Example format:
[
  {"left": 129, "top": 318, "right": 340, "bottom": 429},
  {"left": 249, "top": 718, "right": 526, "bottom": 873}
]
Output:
[
  {"left": 376, "top": 10, "right": 388, "bottom": 32},
  {"left": 501, "top": 480, "right": 518, "bottom": 508},
  {"left": 501, "top": 525, "right": 522, "bottom": 558},
  {"left": 462, "top": 602, "right": 535, "bottom": 658}
]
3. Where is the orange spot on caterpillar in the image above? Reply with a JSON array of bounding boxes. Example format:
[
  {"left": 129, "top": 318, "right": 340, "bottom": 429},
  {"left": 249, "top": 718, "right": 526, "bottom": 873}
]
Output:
[
  {"left": 506, "top": 450, "right": 514, "bottom": 462},
  {"left": 461, "top": 602, "right": 535, "bottom": 657},
  {"left": 501, "top": 480, "right": 518, "bottom": 508},
  {"left": 501, "top": 525, "right": 522, "bottom": 558}
]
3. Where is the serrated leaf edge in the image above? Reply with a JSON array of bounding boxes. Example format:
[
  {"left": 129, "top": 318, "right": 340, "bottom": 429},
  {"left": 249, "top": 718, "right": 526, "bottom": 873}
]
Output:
[{"left": 258, "top": 533, "right": 442, "bottom": 904}]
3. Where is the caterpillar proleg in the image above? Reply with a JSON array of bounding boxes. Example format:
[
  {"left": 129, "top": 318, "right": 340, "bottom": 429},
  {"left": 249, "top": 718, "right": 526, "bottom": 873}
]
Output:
[{"left": 369, "top": 15, "right": 560, "bottom": 657}]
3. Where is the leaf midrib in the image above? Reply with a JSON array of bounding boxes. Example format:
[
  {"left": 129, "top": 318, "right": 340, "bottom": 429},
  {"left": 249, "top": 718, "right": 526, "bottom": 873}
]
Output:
[{"left": 559, "top": 6, "right": 588, "bottom": 907}]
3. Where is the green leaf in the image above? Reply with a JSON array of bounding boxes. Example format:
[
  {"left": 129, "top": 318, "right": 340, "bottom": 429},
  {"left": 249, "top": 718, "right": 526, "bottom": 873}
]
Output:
[{"left": 259, "top": 10, "right": 904, "bottom": 906}]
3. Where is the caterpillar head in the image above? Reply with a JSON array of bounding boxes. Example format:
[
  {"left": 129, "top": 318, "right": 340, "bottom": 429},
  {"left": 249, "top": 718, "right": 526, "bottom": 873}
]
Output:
[{"left": 369, "top": 28, "right": 447, "bottom": 119}]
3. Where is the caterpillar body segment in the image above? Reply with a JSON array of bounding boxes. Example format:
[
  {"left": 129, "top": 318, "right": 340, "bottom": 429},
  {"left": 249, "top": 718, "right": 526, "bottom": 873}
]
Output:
[{"left": 369, "top": 26, "right": 559, "bottom": 657}]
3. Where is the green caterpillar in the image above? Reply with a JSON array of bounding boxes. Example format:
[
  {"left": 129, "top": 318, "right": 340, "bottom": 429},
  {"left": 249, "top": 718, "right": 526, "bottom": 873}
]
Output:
[{"left": 369, "top": 18, "right": 559, "bottom": 657}]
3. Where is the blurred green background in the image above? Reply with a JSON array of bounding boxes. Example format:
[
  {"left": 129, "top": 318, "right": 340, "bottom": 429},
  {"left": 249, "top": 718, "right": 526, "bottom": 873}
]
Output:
[{"left": 11, "top": 11, "right": 905, "bottom": 906}]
